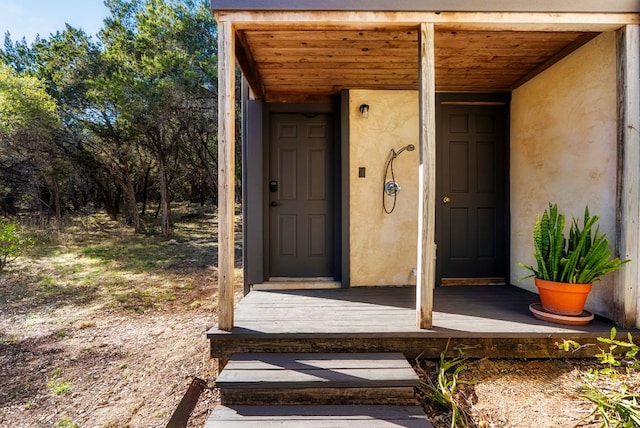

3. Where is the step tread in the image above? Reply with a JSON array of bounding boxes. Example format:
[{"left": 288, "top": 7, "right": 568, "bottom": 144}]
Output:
[
  {"left": 216, "top": 352, "right": 419, "bottom": 389},
  {"left": 206, "top": 405, "right": 432, "bottom": 427}
]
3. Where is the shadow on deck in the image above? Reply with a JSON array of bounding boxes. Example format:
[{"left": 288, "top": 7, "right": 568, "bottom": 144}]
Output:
[{"left": 208, "top": 285, "right": 632, "bottom": 360}]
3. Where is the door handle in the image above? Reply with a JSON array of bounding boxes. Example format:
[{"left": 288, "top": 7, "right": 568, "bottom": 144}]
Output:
[
  {"left": 443, "top": 196, "right": 452, "bottom": 204},
  {"left": 270, "top": 201, "right": 278, "bottom": 207}
]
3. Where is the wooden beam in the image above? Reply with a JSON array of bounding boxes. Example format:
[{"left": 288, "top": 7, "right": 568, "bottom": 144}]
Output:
[
  {"left": 211, "top": 0, "right": 640, "bottom": 14},
  {"left": 218, "top": 21, "right": 236, "bottom": 331},
  {"left": 416, "top": 23, "right": 436, "bottom": 329},
  {"left": 235, "top": 31, "right": 266, "bottom": 100},
  {"left": 216, "top": 11, "right": 640, "bottom": 32},
  {"left": 616, "top": 24, "right": 640, "bottom": 329}
]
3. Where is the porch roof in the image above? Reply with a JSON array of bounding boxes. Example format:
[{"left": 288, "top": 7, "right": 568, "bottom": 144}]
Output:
[{"left": 212, "top": 5, "right": 640, "bottom": 102}]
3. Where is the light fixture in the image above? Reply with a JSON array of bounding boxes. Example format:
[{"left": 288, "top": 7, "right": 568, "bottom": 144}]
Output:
[{"left": 359, "top": 104, "right": 370, "bottom": 118}]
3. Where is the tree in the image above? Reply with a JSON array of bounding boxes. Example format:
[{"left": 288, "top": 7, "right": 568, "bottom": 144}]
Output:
[
  {"left": 0, "top": 0, "right": 225, "bottom": 232},
  {"left": 0, "top": 63, "right": 65, "bottom": 223},
  {"left": 99, "top": 0, "right": 218, "bottom": 236}
]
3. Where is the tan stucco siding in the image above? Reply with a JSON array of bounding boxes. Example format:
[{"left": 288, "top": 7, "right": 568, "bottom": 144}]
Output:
[
  {"left": 349, "top": 90, "right": 419, "bottom": 286},
  {"left": 510, "top": 32, "right": 618, "bottom": 318}
]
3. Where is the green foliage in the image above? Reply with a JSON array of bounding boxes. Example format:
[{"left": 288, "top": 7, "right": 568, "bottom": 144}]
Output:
[
  {"left": 0, "top": 63, "right": 60, "bottom": 136},
  {"left": 47, "top": 379, "right": 73, "bottom": 396},
  {"left": 560, "top": 328, "right": 640, "bottom": 427},
  {"left": 519, "top": 203, "right": 628, "bottom": 284},
  {"left": 0, "top": 222, "right": 33, "bottom": 271},
  {"left": 418, "top": 348, "right": 473, "bottom": 428},
  {"left": 47, "top": 367, "right": 73, "bottom": 396},
  {"left": 0, "top": 0, "right": 224, "bottom": 232},
  {"left": 56, "top": 417, "right": 78, "bottom": 428}
]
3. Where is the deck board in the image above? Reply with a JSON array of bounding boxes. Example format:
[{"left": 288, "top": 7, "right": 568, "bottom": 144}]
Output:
[
  {"left": 217, "top": 352, "right": 418, "bottom": 389},
  {"left": 208, "top": 285, "right": 636, "bottom": 358},
  {"left": 206, "top": 405, "right": 432, "bottom": 427}
]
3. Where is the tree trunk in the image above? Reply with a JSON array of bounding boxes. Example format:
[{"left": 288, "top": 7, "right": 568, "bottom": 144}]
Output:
[
  {"left": 113, "top": 170, "right": 143, "bottom": 234},
  {"left": 141, "top": 164, "right": 151, "bottom": 215},
  {"left": 49, "top": 177, "right": 62, "bottom": 228},
  {"left": 158, "top": 155, "right": 171, "bottom": 238}
]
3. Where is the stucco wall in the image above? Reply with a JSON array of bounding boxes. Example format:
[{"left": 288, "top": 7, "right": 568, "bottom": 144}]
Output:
[
  {"left": 349, "top": 90, "right": 419, "bottom": 286},
  {"left": 510, "top": 32, "right": 618, "bottom": 318}
]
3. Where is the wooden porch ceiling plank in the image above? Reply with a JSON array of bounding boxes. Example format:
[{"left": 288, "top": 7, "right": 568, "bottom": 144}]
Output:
[
  {"left": 217, "top": 21, "right": 236, "bottom": 331},
  {"left": 252, "top": 55, "right": 419, "bottom": 64},
  {"left": 217, "top": 11, "right": 640, "bottom": 31},
  {"left": 244, "top": 29, "right": 585, "bottom": 44},
  {"left": 263, "top": 93, "right": 337, "bottom": 104},
  {"left": 261, "top": 77, "right": 419, "bottom": 85},
  {"left": 259, "top": 62, "right": 416, "bottom": 69},
  {"left": 244, "top": 29, "right": 419, "bottom": 42},
  {"left": 244, "top": 40, "right": 417, "bottom": 49}
]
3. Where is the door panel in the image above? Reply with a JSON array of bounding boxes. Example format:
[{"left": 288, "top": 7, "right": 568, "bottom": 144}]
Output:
[
  {"left": 269, "top": 113, "right": 334, "bottom": 277},
  {"left": 436, "top": 103, "right": 507, "bottom": 282}
]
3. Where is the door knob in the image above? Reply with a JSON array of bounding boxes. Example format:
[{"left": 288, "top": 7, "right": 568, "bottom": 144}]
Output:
[
  {"left": 443, "top": 196, "right": 452, "bottom": 204},
  {"left": 270, "top": 201, "right": 278, "bottom": 207}
]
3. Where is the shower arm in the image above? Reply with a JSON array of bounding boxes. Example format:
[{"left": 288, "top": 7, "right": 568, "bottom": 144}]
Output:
[{"left": 391, "top": 144, "right": 415, "bottom": 160}]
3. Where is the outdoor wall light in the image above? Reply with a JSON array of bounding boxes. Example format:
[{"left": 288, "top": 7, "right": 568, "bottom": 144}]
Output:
[{"left": 359, "top": 104, "right": 370, "bottom": 118}]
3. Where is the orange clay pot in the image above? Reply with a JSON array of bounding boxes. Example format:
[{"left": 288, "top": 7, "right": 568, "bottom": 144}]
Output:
[{"left": 534, "top": 278, "right": 593, "bottom": 316}]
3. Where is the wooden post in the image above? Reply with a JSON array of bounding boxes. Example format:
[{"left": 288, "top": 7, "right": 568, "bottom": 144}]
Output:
[
  {"left": 616, "top": 24, "right": 640, "bottom": 328},
  {"left": 416, "top": 23, "right": 436, "bottom": 329},
  {"left": 218, "top": 21, "right": 236, "bottom": 331}
]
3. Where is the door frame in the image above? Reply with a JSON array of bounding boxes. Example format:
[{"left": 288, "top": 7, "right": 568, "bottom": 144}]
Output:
[
  {"left": 434, "top": 92, "right": 511, "bottom": 286},
  {"left": 260, "top": 102, "right": 342, "bottom": 283}
]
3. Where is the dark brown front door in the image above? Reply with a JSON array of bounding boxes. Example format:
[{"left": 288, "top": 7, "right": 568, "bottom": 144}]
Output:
[
  {"left": 436, "top": 101, "right": 508, "bottom": 283},
  {"left": 268, "top": 113, "right": 334, "bottom": 277}
]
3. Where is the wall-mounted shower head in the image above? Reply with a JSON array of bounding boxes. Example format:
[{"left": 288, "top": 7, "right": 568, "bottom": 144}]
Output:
[{"left": 392, "top": 144, "right": 416, "bottom": 159}]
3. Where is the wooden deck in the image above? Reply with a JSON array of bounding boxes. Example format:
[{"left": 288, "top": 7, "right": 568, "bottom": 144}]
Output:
[{"left": 208, "top": 285, "right": 633, "bottom": 359}]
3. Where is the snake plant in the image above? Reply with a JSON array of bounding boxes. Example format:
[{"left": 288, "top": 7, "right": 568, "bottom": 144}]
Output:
[{"left": 519, "top": 203, "right": 628, "bottom": 284}]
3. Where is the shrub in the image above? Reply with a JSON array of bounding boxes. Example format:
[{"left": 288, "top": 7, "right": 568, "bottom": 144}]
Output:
[{"left": 0, "top": 222, "right": 33, "bottom": 271}]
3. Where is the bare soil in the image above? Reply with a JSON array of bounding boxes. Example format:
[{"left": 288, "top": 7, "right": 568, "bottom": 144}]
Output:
[
  {"left": 417, "top": 357, "right": 640, "bottom": 428},
  {"left": 1, "top": 209, "right": 638, "bottom": 427}
]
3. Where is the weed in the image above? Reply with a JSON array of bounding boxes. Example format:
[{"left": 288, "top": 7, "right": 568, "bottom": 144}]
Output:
[
  {"left": 56, "top": 417, "right": 77, "bottom": 428},
  {"left": 418, "top": 346, "right": 474, "bottom": 428},
  {"left": 56, "top": 329, "right": 67, "bottom": 338},
  {"left": 48, "top": 368, "right": 73, "bottom": 396},
  {"left": 560, "top": 328, "right": 640, "bottom": 427},
  {"left": 47, "top": 379, "right": 73, "bottom": 396},
  {"left": 38, "top": 276, "right": 56, "bottom": 287}
]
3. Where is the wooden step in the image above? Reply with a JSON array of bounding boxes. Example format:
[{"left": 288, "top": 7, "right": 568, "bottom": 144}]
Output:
[
  {"left": 205, "top": 405, "right": 432, "bottom": 427},
  {"left": 215, "top": 352, "right": 419, "bottom": 405}
]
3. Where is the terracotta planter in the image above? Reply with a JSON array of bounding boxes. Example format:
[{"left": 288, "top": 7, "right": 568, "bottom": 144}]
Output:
[{"left": 534, "top": 278, "right": 593, "bottom": 316}]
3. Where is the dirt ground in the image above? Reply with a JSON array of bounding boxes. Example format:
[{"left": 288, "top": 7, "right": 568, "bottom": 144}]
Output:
[
  {"left": 417, "top": 357, "right": 639, "bottom": 428},
  {"left": 0, "top": 210, "right": 638, "bottom": 427},
  {"left": 0, "top": 306, "right": 219, "bottom": 427}
]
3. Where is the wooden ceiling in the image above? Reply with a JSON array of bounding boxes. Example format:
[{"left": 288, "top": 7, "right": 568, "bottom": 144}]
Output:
[{"left": 235, "top": 27, "right": 598, "bottom": 102}]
